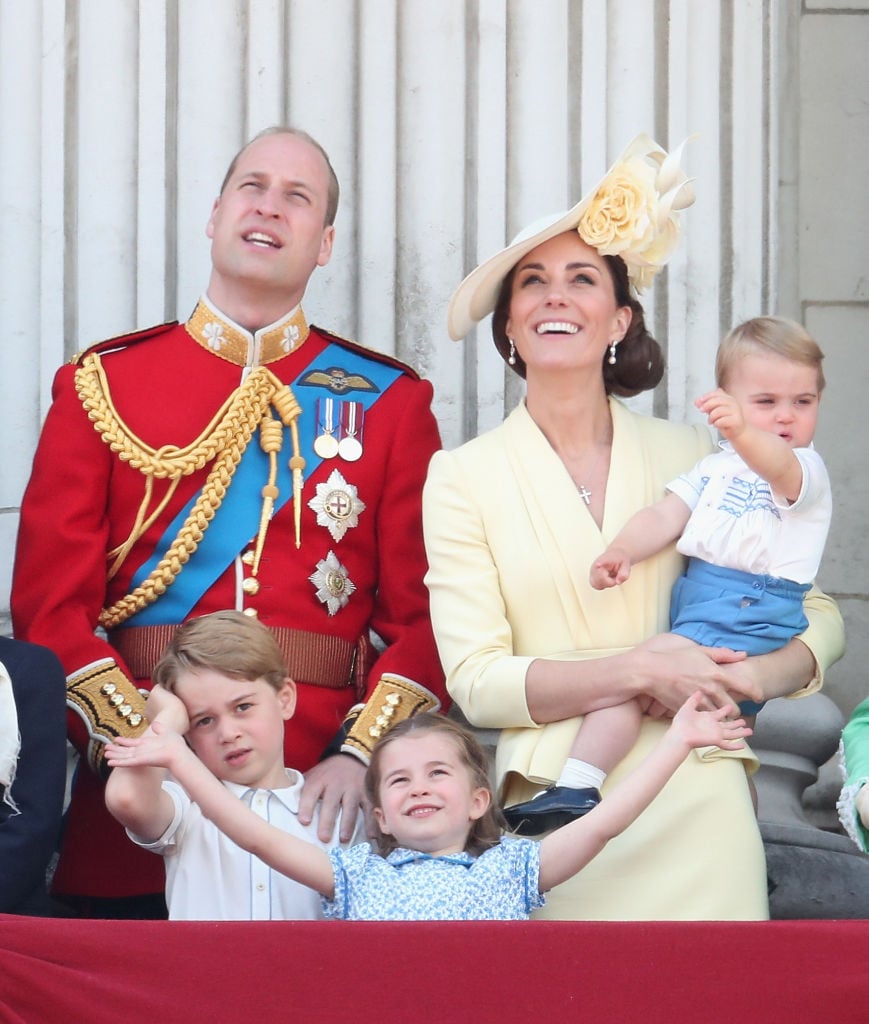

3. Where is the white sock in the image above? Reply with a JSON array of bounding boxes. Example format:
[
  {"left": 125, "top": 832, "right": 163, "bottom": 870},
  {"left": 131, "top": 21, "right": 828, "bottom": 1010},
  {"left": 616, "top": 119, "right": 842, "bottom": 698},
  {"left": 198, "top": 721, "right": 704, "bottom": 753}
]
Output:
[{"left": 555, "top": 758, "right": 606, "bottom": 791}]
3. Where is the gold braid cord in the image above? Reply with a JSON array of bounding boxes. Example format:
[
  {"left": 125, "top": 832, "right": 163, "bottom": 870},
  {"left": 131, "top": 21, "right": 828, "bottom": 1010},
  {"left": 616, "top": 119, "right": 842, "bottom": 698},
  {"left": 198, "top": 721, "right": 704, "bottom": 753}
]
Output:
[{"left": 75, "top": 354, "right": 302, "bottom": 630}]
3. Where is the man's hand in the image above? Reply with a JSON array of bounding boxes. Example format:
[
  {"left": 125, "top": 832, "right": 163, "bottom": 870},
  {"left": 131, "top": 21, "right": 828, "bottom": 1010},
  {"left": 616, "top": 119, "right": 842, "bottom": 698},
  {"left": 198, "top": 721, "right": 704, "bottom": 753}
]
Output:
[{"left": 298, "top": 754, "right": 368, "bottom": 843}]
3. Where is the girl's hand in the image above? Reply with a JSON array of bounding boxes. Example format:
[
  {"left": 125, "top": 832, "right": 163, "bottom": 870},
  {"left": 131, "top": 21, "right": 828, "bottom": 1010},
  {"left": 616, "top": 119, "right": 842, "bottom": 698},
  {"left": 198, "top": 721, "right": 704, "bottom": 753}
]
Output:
[
  {"left": 105, "top": 718, "right": 189, "bottom": 771},
  {"left": 669, "top": 691, "right": 752, "bottom": 750}
]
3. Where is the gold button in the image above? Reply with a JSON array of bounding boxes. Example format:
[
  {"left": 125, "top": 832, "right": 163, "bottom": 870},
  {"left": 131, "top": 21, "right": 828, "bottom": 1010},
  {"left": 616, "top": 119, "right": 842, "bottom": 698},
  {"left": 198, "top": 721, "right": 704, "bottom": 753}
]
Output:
[
  {"left": 129, "top": 713, "right": 143, "bottom": 728},
  {"left": 101, "top": 682, "right": 117, "bottom": 696},
  {"left": 242, "top": 577, "right": 260, "bottom": 595},
  {"left": 243, "top": 607, "right": 259, "bottom": 619},
  {"left": 241, "top": 550, "right": 256, "bottom": 566}
]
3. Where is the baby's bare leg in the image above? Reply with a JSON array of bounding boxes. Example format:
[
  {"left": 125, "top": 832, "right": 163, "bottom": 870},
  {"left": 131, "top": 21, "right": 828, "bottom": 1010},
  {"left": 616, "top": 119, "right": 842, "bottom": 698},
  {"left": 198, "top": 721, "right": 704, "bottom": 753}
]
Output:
[{"left": 567, "top": 699, "right": 644, "bottom": 775}]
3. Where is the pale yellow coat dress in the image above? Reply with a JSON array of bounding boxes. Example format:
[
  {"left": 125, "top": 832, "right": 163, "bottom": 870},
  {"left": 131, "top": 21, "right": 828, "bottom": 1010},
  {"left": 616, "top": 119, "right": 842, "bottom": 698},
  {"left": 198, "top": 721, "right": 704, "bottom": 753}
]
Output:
[{"left": 423, "top": 398, "right": 843, "bottom": 920}]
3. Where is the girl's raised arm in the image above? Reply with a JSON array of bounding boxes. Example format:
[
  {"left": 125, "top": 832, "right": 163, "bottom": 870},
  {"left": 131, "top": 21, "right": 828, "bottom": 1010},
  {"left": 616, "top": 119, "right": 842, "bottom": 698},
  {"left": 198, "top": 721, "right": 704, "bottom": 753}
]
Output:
[{"left": 537, "top": 693, "right": 751, "bottom": 892}]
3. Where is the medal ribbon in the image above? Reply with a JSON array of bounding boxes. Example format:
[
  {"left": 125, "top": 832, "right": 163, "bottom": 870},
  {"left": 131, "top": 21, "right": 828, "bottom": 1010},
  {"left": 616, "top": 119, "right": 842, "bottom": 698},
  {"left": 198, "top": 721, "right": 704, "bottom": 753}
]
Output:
[{"left": 126, "top": 344, "right": 403, "bottom": 625}]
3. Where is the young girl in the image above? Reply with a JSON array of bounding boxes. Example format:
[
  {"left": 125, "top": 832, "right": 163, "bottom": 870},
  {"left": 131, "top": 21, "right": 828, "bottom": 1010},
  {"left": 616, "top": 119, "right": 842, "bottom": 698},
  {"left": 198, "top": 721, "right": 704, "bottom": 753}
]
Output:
[
  {"left": 106, "top": 693, "right": 750, "bottom": 920},
  {"left": 505, "top": 316, "right": 830, "bottom": 836}
]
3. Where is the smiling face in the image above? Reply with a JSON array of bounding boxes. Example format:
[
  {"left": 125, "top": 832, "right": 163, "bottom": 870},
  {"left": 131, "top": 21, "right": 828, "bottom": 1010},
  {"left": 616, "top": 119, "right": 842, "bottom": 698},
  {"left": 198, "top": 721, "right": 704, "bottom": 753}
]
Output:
[
  {"left": 176, "top": 668, "right": 295, "bottom": 791},
  {"left": 372, "top": 732, "right": 491, "bottom": 858},
  {"left": 505, "top": 232, "right": 631, "bottom": 380},
  {"left": 723, "top": 349, "right": 821, "bottom": 448},
  {"left": 206, "top": 132, "right": 335, "bottom": 323}
]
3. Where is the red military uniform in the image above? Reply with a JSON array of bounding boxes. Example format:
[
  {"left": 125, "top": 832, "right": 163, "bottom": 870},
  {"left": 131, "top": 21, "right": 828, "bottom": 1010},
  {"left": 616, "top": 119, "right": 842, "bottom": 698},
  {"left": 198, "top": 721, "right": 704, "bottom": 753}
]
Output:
[{"left": 12, "top": 297, "right": 447, "bottom": 901}]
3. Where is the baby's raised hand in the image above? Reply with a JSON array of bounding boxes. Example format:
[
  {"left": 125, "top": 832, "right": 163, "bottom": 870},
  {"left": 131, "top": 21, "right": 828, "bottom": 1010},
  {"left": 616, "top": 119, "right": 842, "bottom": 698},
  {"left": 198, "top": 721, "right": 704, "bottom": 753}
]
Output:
[
  {"left": 589, "top": 547, "right": 632, "bottom": 590},
  {"left": 670, "top": 691, "right": 752, "bottom": 751},
  {"left": 695, "top": 388, "right": 745, "bottom": 441}
]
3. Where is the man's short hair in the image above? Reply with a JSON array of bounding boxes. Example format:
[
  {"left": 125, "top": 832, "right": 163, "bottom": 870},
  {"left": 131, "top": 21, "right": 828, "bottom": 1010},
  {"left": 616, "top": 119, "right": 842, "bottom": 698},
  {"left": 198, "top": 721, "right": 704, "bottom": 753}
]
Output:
[{"left": 218, "top": 126, "right": 340, "bottom": 227}]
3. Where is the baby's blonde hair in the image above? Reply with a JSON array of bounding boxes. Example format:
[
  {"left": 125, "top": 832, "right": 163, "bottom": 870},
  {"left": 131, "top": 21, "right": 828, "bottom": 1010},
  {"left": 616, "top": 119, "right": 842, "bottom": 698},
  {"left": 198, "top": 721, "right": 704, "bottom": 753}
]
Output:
[{"left": 716, "top": 316, "right": 825, "bottom": 392}]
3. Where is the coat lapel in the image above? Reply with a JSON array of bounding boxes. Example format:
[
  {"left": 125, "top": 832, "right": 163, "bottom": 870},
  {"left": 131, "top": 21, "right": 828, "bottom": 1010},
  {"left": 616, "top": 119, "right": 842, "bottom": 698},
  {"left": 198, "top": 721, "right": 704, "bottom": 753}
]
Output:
[{"left": 502, "top": 400, "right": 647, "bottom": 651}]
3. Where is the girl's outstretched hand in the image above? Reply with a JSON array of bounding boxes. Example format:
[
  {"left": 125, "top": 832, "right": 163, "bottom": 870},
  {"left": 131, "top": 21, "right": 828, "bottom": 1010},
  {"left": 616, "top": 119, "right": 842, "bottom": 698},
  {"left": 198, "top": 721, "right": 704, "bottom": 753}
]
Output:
[
  {"left": 105, "top": 718, "right": 189, "bottom": 771},
  {"left": 670, "top": 690, "right": 752, "bottom": 751}
]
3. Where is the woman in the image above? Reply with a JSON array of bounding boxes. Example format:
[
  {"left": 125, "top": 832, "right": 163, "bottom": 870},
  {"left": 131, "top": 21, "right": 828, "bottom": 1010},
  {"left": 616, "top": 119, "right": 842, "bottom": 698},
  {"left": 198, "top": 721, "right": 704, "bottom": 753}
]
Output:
[{"left": 423, "top": 135, "right": 844, "bottom": 919}]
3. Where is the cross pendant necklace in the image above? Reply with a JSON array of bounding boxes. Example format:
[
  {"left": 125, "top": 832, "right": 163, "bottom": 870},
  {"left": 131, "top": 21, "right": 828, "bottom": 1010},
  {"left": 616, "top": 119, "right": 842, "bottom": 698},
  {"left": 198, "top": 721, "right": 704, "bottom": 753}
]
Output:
[{"left": 577, "top": 483, "right": 592, "bottom": 505}]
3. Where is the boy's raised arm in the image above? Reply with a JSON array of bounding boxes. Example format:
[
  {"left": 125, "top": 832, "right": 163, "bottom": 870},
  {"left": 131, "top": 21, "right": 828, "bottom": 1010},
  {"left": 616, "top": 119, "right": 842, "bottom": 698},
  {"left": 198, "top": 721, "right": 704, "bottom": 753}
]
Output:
[
  {"left": 105, "top": 721, "right": 337, "bottom": 899},
  {"left": 104, "top": 733, "right": 177, "bottom": 843}
]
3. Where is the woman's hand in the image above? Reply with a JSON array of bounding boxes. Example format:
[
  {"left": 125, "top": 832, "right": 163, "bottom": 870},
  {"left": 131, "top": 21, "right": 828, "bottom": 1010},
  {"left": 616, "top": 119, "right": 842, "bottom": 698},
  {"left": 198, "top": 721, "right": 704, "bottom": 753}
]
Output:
[{"left": 635, "top": 636, "right": 761, "bottom": 715}]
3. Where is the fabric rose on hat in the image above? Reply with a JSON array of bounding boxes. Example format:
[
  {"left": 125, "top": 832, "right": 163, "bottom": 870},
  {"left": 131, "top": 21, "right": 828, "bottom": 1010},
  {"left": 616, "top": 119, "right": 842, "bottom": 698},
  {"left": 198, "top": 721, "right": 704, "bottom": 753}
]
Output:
[{"left": 578, "top": 134, "right": 695, "bottom": 293}]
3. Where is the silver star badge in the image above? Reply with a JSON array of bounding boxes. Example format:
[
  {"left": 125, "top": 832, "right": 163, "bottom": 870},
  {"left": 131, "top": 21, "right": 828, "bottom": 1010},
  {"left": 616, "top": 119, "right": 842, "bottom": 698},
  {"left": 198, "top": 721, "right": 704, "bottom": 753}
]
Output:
[
  {"left": 308, "top": 469, "right": 366, "bottom": 542},
  {"left": 309, "top": 550, "right": 356, "bottom": 616}
]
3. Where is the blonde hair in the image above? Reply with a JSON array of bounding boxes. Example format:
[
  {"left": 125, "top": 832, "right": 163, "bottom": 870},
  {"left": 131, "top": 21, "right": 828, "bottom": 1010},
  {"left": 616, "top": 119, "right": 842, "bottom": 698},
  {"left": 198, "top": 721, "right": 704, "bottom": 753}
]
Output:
[
  {"left": 716, "top": 316, "right": 825, "bottom": 392},
  {"left": 364, "top": 713, "right": 505, "bottom": 858},
  {"left": 152, "top": 611, "right": 288, "bottom": 693}
]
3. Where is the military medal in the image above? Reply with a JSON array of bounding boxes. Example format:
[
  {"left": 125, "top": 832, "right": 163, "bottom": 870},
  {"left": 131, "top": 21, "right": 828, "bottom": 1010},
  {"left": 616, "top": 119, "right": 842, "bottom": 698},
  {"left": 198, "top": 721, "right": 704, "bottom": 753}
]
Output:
[
  {"left": 338, "top": 401, "right": 364, "bottom": 461},
  {"left": 308, "top": 469, "right": 366, "bottom": 542},
  {"left": 309, "top": 550, "right": 356, "bottom": 615},
  {"left": 313, "top": 397, "right": 339, "bottom": 459}
]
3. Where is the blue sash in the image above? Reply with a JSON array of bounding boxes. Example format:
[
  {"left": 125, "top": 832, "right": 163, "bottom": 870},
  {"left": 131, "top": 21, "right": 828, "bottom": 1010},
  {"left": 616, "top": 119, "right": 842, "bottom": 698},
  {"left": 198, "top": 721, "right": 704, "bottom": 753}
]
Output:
[{"left": 126, "top": 344, "right": 402, "bottom": 625}]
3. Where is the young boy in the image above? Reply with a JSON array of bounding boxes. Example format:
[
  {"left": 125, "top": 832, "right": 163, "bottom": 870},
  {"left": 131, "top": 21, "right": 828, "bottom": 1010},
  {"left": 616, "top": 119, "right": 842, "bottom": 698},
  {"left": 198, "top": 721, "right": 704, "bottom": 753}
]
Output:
[
  {"left": 505, "top": 316, "right": 832, "bottom": 835},
  {"left": 105, "top": 610, "right": 363, "bottom": 919}
]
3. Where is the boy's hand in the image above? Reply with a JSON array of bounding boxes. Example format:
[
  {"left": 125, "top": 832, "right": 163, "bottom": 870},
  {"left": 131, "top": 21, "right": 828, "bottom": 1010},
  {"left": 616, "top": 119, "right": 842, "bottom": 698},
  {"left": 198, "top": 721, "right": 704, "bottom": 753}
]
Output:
[
  {"left": 589, "top": 547, "right": 632, "bottom": 589},
  {"left": 105, "top": 718, "right": 190, "bottom": 772},
  {"left": 696, "top": 388, "right": 745, "bottom": 442},
  {"left": 669, "top": 690, "right": 752, "bottom": 751},
  {"left": 145, "top": 684, "right": 190, "bottom": 734}
]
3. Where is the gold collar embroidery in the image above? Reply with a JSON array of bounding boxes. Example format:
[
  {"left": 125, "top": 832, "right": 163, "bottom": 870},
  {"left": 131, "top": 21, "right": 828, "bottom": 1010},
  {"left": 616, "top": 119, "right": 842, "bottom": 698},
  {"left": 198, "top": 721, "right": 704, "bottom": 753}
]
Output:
[{"left": 185, "top": 297, "right": 310, "bottom": 366}]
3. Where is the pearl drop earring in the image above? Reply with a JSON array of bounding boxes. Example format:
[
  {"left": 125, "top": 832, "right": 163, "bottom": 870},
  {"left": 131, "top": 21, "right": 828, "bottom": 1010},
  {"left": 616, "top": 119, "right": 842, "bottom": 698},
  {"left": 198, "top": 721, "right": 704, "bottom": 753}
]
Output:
[
  {"left": 608, "top": 342, "right": 617, "bottom": 365},
  {"left": 508, "top": 338, "right": 517, "bottom": 366}
]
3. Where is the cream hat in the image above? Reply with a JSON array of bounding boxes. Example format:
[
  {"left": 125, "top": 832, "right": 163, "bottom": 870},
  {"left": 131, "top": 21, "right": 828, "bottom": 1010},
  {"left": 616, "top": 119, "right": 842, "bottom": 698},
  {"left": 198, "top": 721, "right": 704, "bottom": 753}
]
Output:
[{"left": 447, "top": 133, "right": 695, "bottom": 341}]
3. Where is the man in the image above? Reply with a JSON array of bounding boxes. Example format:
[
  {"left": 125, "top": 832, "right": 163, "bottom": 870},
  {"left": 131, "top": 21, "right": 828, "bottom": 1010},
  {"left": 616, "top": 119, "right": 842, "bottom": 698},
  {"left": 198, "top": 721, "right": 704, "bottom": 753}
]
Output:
[{"left": 12, "top": 127, "right": 446, "bottom": 917}]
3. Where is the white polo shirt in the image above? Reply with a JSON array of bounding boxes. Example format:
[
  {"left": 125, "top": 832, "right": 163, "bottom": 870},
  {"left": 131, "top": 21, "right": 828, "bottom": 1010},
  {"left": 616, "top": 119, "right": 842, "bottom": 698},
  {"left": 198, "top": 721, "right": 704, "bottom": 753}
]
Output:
[
  {"left": 669, "top": 442, "right": 831, "bottom": 583},
  {"left": 129, "top": 768, "right": 363, "bottom": 920}
]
